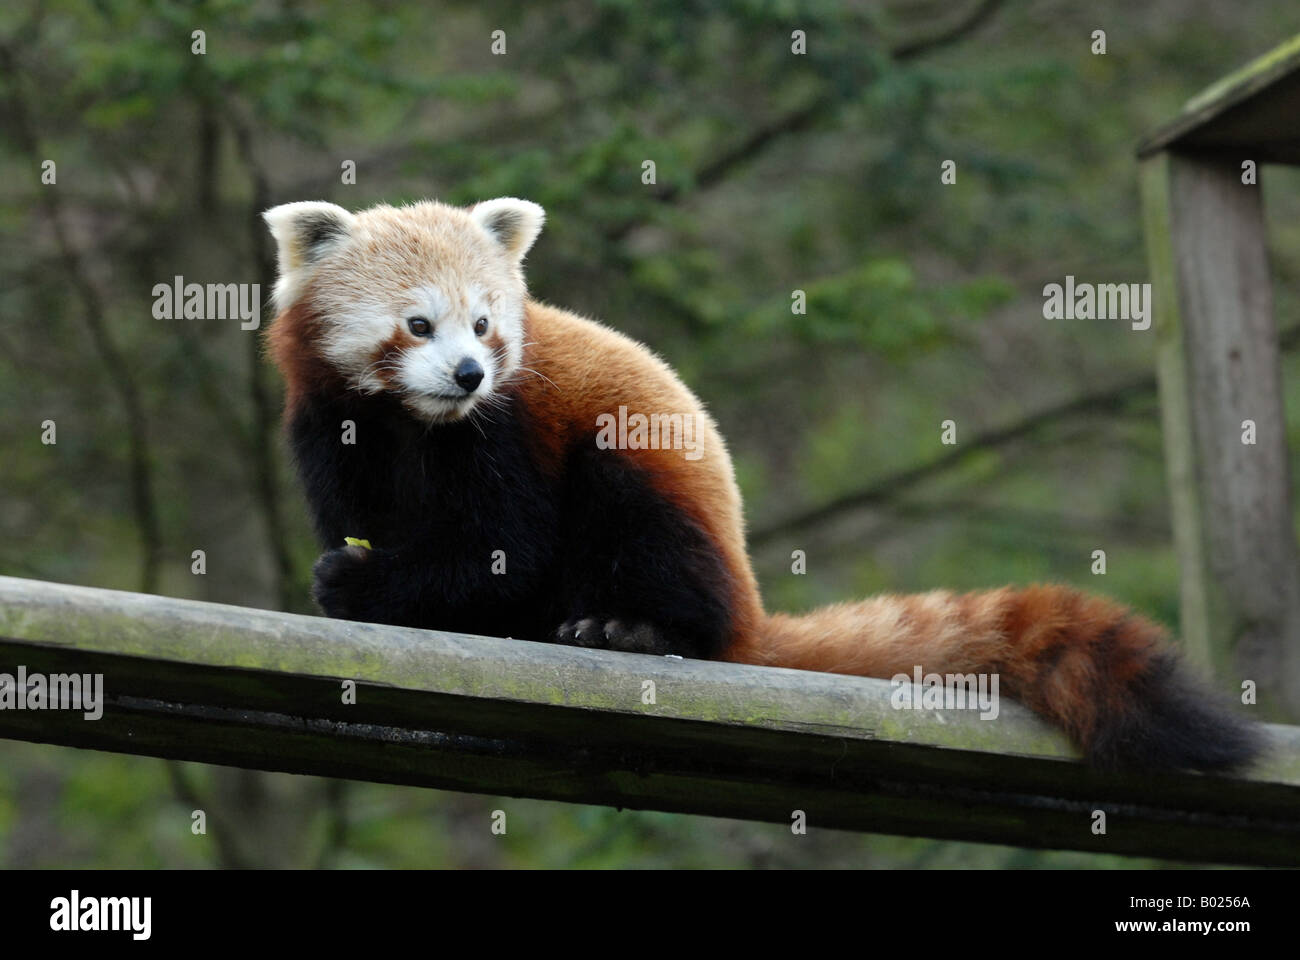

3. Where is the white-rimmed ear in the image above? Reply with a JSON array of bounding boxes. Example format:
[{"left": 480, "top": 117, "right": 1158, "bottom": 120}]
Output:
[
  {"left": 262, "top": 201, "right": 356, "bottom": 305},
  {"left": 470, "top": 197, "right": 545, "bottom": 262}
]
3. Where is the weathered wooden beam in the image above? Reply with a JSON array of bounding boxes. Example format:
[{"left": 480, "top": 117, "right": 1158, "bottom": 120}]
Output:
[
  {"left": 1137, "top": 32, "right": 1300, "bottom": 164},
  {"left": 1139, "top": 150, "right": 1300, "bottom": 721},
  {"left": 1, "top": 575, "right": 1298, "bottom": 865}
]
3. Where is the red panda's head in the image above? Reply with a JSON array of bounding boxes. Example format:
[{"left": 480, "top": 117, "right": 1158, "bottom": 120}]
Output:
[{"left": 263, "top": 197, "right": 544, "bottom": 422}]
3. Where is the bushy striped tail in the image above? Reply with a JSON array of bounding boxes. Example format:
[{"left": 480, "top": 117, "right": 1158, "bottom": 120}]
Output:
[{"left": 730, "top": 584, "right": 1261, "bottom": 772}]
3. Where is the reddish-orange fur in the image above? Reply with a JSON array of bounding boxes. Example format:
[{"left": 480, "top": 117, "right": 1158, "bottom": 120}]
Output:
[
  {"left": 267, "top": 303, "right": 334, "bottom": 418},
  {"left": 269, "top": 297, "right": 1214, "bottom": 759},
  {"left": 498, "top": 302, "right": 1237, "bottom": 763},
  {"left": 732, "top": 585, "right": 1167, "bottom": 753},
  {"left": 508, "top": 302, "right": 764, "bottom": 648},
  {"left": 265, "top": 197, "right": 1259, "bottom": 771}
]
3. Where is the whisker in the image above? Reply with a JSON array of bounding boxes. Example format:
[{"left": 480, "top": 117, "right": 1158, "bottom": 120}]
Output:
[{"left": 515, "top": 366, "right": 558, "bottom": 390}]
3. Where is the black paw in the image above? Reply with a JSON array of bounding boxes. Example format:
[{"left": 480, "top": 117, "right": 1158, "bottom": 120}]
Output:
[
  {"left": 311, "top": 544, "right": 374, "bottom": 620},
  {"left": 554, "top": 617, "right": 672, "bottom": 654}
]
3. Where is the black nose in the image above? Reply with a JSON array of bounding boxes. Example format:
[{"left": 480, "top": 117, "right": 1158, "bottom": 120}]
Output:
[{"left": 454, "top": 358, "right": 484, "bottom": 394}]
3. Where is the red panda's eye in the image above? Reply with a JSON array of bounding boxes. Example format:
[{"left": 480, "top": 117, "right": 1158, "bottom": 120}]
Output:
[
  {"left": 474, "top": 316, "right": 489, "bottom": 337},
  {"left": 407, "top": 317, "right": 432, "bottom": 337}
]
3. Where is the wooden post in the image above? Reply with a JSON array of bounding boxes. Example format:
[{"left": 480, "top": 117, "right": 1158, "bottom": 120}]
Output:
[{"left": 1140, "top": 150, "right": 1300, "bottom": 721}]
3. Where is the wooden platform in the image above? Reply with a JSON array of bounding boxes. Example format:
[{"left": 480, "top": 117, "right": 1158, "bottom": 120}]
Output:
[{"left": 1, "top": 575, "right": 1297, "bottom": 865}]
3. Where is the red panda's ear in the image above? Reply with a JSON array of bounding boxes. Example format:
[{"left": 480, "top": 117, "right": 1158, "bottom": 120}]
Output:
[
  {"left": 262, "top": 201, "right": 356, "bottom": 305},
  {"left": 470, "top": 198, "right": 545, "bottom": 263}
]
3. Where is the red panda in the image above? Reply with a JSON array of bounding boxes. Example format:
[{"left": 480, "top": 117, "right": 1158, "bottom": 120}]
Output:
[{"left": 262, "top": 197, "right": 1260, "bottom": 773}]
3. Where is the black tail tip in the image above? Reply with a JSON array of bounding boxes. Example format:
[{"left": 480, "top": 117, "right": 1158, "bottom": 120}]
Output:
[{"left": 1088, "top": 652, "right": 1265, "bottom": 774}]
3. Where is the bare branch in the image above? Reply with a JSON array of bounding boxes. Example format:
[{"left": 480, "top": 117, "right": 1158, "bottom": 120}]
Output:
[
  {"left": 750, "top": 322, "right": 1300, "bottom": 549},
  {"left": 748, "top": 374, "right": 1156, "bottom": 549},
  {"left": 0, "top": 41, "right": 162, "bottom": 593},
  {"left": 888, "top": 0, "right": 1005, "bottom": 61},
  {"left": 164, "top": 762, "right": 251, "bottom": 869},
  {"left": 226, "top": 105, "right": 298, "bottom": 613},
  {"left": 606, "top": 1, "right": 1005, "bottom": 242}
]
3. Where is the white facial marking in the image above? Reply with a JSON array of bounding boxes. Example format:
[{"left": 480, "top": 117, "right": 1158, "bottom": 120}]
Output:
[
  {"left": 406, "top": 285, "right": 450, "bottom": 325},
  {"left": 320, "top": 301, "right": 398, "bottom": 393},
  {"left": 277, "top": 199, "right": 539, "bottom": 423},
  {"left": 391, "top": 282, "right": 501, "bottom": 420}
]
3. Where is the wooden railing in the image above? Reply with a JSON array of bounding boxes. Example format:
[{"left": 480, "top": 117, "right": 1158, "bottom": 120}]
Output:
[{"left": 0, "top": 575, "right": 1297, "bottom": 865}]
